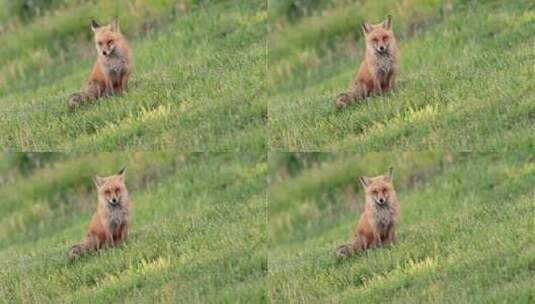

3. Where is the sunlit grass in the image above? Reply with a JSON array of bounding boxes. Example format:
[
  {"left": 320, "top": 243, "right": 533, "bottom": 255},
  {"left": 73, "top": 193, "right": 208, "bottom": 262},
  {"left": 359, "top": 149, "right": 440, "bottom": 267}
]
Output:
[
  {"left": 0, "top": 0, "right": 266, "bottom": 151},
  {"left": 268, "top": 0, "right": 535, "bottom": 151},
  {"left": 0, "top": 152, "right": 266, "bottom": 303},
  {"left": 268, "top": 152, "right": 535, "bottom": 303}
]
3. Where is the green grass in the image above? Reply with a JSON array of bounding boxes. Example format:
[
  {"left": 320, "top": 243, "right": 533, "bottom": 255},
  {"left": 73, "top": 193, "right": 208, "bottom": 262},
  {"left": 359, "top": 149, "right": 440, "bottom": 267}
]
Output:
[
  {"left": 2, "top": 0, "right": 534, "bottom": 302},
  {"left": 0, "top": 152, "right": 266, "bottom": 303},
  {"left": 268, "top": 152, "right": 535, "bottom": 303},
  {"left": 0, "top": 0, "right": 266, "bottom": 151},
  {"left": 268, "top": 0, "right": 535, "bottom": 151}
]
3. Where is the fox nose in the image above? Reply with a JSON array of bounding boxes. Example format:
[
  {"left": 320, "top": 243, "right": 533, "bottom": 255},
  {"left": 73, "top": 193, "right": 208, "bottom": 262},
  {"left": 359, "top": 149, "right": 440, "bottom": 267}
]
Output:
[
  {"left": 378, "top": 46, "right": 386, "bottom": 52},
  {"left": 102, "top": 51, "right": 108, "bottom": 56},
  {"left": 378, "top": 198, "right": 385, "bottom": 204},
  {"left": 111, "top": 198, "right": 118, "bottom": 204}
]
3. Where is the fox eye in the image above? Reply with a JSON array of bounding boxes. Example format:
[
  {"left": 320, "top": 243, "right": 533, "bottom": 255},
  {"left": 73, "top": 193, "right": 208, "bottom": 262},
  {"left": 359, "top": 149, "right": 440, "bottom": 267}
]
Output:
[
  {"left": 372, "top": 190, "right": 378, "bottom": 195},
  {"left": 114, "top": 188, "right": 120, "bottom": 194},
  {"left": 372, "top": 38, "right": 378, "bottom": 43},
  {"left": 98, "top": 42, "right": 103, "bottom": 46},
  {"left": 104, "top": 190, "right": 111, "bottom": 195}
]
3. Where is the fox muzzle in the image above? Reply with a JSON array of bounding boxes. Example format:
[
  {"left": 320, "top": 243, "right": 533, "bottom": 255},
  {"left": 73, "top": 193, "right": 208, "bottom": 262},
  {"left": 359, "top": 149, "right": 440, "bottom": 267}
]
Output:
[
  {"left": 376, "top": 45, "right": 388, "bottom": 54},
  {"left": 374, "top": 197, "right": 388, "bottom": 207},
  {"left": 107, "top": 198, "right": 121, "bottom": 207}
]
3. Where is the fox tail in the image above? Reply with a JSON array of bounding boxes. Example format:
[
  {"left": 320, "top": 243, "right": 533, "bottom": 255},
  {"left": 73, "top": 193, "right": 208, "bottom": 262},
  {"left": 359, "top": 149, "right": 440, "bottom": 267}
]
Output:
[
  {"left": 67, "top": 234, "right": 100, "bottom": 262},
  {"left": 334, "top": 85, "right": 367, "bottom": 110},
  {"left": 335, "top": 237, "right": 363, "bottom": 260},
  {"left": 68, "top": 80, "right": 102, "bottom": 109}
]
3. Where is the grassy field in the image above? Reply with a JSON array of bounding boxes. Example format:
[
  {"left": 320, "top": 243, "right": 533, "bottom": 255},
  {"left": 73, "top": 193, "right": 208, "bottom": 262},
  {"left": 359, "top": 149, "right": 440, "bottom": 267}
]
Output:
[
  {"left": 0, "top": 0, "right": 266, "bottom": 151},
  {"left": 268, "top": 0, "right": 535, "bottom": 151},
  {"left": 268, "top": 152, "right": 535, "bottom": 303},
  {"left": 0, "top": 152, "right": 266, "bottom": 303}
]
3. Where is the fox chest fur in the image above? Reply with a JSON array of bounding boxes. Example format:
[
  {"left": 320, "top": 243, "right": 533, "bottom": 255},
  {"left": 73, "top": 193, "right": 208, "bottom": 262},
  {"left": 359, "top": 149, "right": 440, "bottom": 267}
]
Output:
[
  {"left": 104, "top": 204, "right": 129, "bottom": 235},
  {"left": 371, "top": 204, "right": 394, "bottom": 235},
  {"left": 373, "top": 53, "right": 394, "bottom": 80},
  {"left": 101, "top": 54, "right": 129, "bottom": 83}
]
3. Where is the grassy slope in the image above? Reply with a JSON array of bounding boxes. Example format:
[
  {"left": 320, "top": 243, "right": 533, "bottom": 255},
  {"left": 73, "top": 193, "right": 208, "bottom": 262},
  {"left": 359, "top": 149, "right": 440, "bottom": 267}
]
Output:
[
  {"left": 268, "top": 0, "right": 535, "bottom": 151},
  {"left": 0, "top": 152, "right": 266, "bottom": 303},
  {"left": 268, "top": 152, "right": 535, "bottom": 303},
  {"left": 0, "top": 0, "right": 266, "bottom": 151}
]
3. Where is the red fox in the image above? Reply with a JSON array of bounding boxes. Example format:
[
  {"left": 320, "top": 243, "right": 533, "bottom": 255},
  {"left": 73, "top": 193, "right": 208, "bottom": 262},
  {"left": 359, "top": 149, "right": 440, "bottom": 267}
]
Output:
[
  {"left": 336, "top": 167, "right": 400, "bottom": 259},
  {"left": 68, "top": 17, "right": 132, "bottom": 108},
  {"left": 335, "top": 15, "right": 399, "bottom": 109},
  {"left": 67, "top": 167, "right": 131, "bottom": 261}
]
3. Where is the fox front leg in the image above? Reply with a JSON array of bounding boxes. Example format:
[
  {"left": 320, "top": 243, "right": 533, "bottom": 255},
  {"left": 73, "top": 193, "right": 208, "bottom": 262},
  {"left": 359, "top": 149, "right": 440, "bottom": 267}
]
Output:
[
  {"left": 372, "top": 232, "right": 383, "bottom": 248},
  {"left": 385, "top": 228, "right": 396, "bottom": 246},
  {"left": 117, "top": 224, "right": 128, "bottom": 246},
  {"left": 122, "top": 226, "right": 128, "bottom": 243},
  {"left": 372, "top": 79, "right": 383, "bottom": 96},
  {"left": 121, "top": 72, "right": 130, "bottom": 92},
  {"left": 103, "top": 229, "right": 115, "bottom": 248},
  {"left": 104, "top": 79, "right": 114, "bottom": 96},
  {"left": 387, "top": 73, "right": 396, "bottom": 92}
]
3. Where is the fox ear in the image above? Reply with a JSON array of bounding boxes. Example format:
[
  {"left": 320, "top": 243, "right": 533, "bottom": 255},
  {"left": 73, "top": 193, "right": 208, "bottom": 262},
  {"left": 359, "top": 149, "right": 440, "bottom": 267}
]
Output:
[
  {"left": 92, "top": 175, "right": 104, "bottom": 188},
  {"left": 361, "top": 22, "right": 372, "bottom": 35},
  {"left": 111, "top": 17, "right": 119, "bottom": 32},
  {"left": 383, "top": 15, "right": 392, "bottom": 30},
  {"left": 385, "top": 167, "right": 394, "bottom": 182},
  {"left": 91, "top": 20, "right": 100, "bottom": 32},
  {"left": 117, "top": 166, "right": 127, "bottom": 181},
  {"left": 117, "top": 166, "right": 126, "bottom": 176},
  {"left": 359, "top": 176, "right": 370, "bottom": 188}
]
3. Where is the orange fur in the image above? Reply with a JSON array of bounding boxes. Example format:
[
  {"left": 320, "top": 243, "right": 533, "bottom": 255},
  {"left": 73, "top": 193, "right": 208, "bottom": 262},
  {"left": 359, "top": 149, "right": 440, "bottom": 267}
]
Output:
[
  {"left": 67, "top": 167, "right": 131, "bottom": 262},
  {"left": 335, "top": 15, "right": 399, "bottom": 109},
  {"left": 68, "top": 18, "right": 132, "bottom": 108},
  {"left": 336, "top": 168, "right": 400, "bottom": 259}
]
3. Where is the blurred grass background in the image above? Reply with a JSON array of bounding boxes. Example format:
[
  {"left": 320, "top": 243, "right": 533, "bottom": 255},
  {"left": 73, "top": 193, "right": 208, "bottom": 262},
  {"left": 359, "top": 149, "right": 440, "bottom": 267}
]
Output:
[
  {"left": 0, "top": 0, "right": 266, "bottom": 151},
  {"left": 268, "top": 152, "right": 535, "bottom": 303},
  {"left": 268, "top": 0, "right": 535, "bottom": 150},
  {"left": 0, "top": 152, "right": 266, "bottom": 303}
]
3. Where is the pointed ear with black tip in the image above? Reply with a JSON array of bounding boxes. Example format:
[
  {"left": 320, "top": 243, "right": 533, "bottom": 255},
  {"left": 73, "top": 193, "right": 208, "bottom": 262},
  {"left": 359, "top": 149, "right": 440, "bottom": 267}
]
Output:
[
  {"left": 92, "top": 175, "right": 104, "bottom": 188},
  {"left": 117, "top": 166, "right": 127, "bottom": 182},
  {"left": 111, "top": 16, "right": 119, "bottom": 32},
  {"left": 91, "top": 20, "right": 100, "bottom": 32},
  {"left": 383, "top": 15, "right": 392, "bottom": 30},
  {"left": 385, "top": 167, "right": 394, "bottom": 182},
  {"left": 361, "top": 21, "right": 372, "bottom": 35},
  {"left": 359, "top": 176, "right": 370, "bottom": 189}
]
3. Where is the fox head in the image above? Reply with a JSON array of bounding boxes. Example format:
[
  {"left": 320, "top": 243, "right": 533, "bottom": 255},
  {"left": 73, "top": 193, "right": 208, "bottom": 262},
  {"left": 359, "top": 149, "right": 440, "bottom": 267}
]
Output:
[
  {"left": 362, "top": 15, "right": 395, "bottom": 55},
  {"left": 93, "top": 166, "right": 129, "bottom": 208},
  {"left": 91, "top": 17, "right": 122, "bottom": 57},
  {"left": 359, "top": 167, "right": 396, "bottom": 207}
]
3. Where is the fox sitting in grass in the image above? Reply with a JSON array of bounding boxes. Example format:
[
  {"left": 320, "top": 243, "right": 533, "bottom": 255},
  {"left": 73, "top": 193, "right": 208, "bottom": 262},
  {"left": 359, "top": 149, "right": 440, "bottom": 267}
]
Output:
[
  {"left": 67, "top": 167, "right": 131, "bottom": 261},
  {"left": 336, "top": 168, "right": 400, "bottom": 259},
  {"left": 335, "top": 15, "right": 399, "bottom": 110},
  {"left": 68, "top": 17, "right": 132, "bottom": 108}
]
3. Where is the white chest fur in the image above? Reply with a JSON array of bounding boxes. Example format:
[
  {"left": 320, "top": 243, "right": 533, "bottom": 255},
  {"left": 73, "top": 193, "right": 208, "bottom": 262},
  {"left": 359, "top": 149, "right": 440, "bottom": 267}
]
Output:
[
  {"left": 374, "top": 54, "right": 393, "bottom": 79},
  {"left": 373, "top": 206, "right": 393, "bottom": 234},
  {"left": 107, "top": 205, "right": 127, "bottom": 232},
  {"left": 103, "top": 54, "right": 128, "bottom": 80}
]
